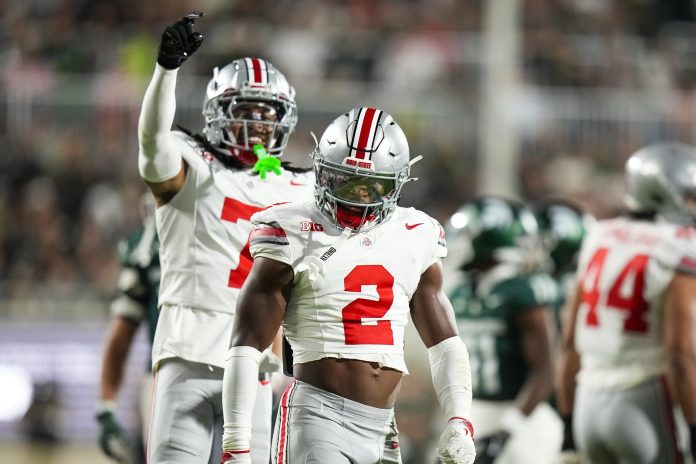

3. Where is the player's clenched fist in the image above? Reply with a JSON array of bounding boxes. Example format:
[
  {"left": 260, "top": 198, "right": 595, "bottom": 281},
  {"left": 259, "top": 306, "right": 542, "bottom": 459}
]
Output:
[
  {"left": 157, "top": 11, "right": 204, "bottom": 69},
  {"left": 437, "top": 418, "right": 476, "bottom": 464}
]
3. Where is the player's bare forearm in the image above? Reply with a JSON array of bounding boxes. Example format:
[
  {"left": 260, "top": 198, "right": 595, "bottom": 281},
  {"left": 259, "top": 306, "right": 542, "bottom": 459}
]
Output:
[
  {"left": 670, "top": 350, "right": 696, "bottom": 423},
  {"left": 99, "top": 317, "right": 139, "bottom": 401},
  {"left": 230, "top": 257, "right": 293, "bottom": 351},
  {"left": 410, "top": 261, "right": 459, "bottom": 348},
  {"left": 664, "top": 273, "right": 696, "bottom": 423},
  {"left": 556, "top": 284, "right": 581, "bottom": 415},
  {"left": 516, "top": 307, "right": 554, "bottom": 416},
  {"left": 557, "top": 347, "right": 580, "bottom": 416}
]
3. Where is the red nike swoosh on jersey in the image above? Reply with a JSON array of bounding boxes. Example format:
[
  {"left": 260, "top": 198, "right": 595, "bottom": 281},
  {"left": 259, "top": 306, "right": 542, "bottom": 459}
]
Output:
[
  {"left": 405, "top": 223, "right": 424, "bottom": 230},
  {"left": 290, "top": 180, "right": 306, "bottom": 186}
]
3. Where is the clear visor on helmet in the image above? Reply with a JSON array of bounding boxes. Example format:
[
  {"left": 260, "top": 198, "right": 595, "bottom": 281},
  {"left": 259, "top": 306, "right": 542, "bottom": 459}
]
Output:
[
  {"left": 228, "top": 101, "right": 281, "bottom": 122},
  {"left": 318, "top": 165, "right": 396, "bottom": 206}
]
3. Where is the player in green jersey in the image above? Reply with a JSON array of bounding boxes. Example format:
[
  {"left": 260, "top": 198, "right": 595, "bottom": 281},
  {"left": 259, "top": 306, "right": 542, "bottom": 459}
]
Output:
[
  {"left": 96, "top": 194, "right": 160, "bottom": 463},
  {"left": 444, "top": 196, "right": 562, "bottom": 464},
  {"left": 534, "top": 198, "right": 594, "bottom": 329},
  {"left": 533, "top": 198, "right": 594, "bottom": 464}
]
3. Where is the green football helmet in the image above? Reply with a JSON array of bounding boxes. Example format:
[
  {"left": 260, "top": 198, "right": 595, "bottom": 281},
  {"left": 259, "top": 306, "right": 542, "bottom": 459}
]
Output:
[
  {"left": 446, "top": 196, "right": 539, "bottom": 271},
  {"left": 534, "top": 198, "right": 594, "bottom": 275}
]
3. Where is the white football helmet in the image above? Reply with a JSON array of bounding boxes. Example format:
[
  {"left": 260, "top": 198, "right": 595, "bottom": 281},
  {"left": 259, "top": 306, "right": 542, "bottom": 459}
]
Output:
[
  {"left": 202, "top": 57, "right": 297, "bottom": 165},
  {"left": 624, "top": 141, "right": 696, "bottom": 225},
  {"left": 312, "top": 107, "right": 415, "bottom": 232}
]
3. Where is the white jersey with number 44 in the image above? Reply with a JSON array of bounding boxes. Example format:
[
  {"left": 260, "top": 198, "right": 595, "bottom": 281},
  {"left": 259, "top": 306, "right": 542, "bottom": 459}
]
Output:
[
  {"left": 574, "top": 217, "right": 696, "bottom": 390},
  {"left": 249, "top": 202, "right": 447, "bottom": 374}
]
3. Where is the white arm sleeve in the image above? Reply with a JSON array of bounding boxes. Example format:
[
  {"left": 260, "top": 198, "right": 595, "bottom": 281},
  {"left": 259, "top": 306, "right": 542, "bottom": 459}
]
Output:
[
  {"left": 137, "top": 63, "right": 184, "bottom": 183},
  {"left": 428, "top": 336, "right": 473, "bottom": 420},
  {"left": 222, "top": 346, "right": 262, "bottom": 452}
]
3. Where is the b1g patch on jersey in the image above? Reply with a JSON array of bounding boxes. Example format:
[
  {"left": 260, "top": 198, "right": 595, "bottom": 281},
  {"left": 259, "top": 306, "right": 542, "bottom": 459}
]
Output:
[
  {"left": 249, "top": 221, "right": 289, "bottom": 246},
  {"left": 300, "top": 221, "right": 324, "bottom": 232}
]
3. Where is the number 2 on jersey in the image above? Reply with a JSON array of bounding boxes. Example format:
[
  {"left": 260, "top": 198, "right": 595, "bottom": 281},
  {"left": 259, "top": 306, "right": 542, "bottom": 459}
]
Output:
[
  {"left": 580, "top": 247, "right": 649, "bottom": 333},
  {"left": 342, "top": 265, "right": 395, "bottom": 345}
]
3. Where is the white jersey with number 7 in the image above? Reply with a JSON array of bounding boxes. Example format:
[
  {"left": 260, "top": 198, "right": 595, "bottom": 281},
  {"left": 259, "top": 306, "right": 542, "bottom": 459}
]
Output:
[
  {"left": 574, "top": 216, "right": 696, "bottom": 390},
  {"left": 151, "top": 132, "right": 314, "bottom": 369}
]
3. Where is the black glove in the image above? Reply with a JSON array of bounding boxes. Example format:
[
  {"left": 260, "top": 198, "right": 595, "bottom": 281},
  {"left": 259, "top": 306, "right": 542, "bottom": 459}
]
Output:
[
  {"left": 561, "top": 414, "right": 576, "bottom": 451},
  {"left": 689, "top": 423, "right": 696, "bottom": 461},
  {"left": 157, "top": 11, "right": 204, "bottom": 69},
  {"left": 473, "top": 430, "right": 510, "bottom": 464},
  {"left": 96, "top": 410, "right": 132, "bottom": 463}
]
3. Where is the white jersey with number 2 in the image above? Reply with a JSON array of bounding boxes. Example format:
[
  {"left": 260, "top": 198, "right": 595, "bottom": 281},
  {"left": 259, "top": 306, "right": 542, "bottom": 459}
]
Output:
[
  {"left": 574, "top": 217, "right": 696, "bottom": 390},
  {"left": 248, "top": 202, "right": 447, "bottom": 374}
]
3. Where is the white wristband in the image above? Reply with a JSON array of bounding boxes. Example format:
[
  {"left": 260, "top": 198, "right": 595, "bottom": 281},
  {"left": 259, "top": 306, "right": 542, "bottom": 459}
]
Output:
[
  {"left": 222, "top": 346, "right": 262, "bottom": 452},
  {"left": 95, "top": 400, "right": 117, "bottom": 415},
  {"left": 428, "top": 336, "right": 473, "bottom": 420}
]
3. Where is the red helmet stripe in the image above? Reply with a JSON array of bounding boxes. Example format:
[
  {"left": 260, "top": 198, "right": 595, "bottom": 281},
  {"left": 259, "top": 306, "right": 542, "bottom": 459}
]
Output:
[
  {"left": 353, "top": 107, "right": 380, "bottom": 160},
  {"left": 245, "top": 58, "right": 268, "bottom": 84}
]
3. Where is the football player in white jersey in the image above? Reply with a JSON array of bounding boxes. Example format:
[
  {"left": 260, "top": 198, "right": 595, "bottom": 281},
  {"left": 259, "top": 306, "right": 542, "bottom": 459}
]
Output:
[
  {"left": 219, "top": 108, "right": 476, "bottom": 464},
  {"left": 137, "top": 11, "right": 314, "bottom": 464},
  {"left": 557, "top": 142, "right": 696, "bottom": 464}
]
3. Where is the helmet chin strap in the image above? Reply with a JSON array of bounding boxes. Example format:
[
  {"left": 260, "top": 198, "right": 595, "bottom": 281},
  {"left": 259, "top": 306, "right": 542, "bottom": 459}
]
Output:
[
  {"left": 335, "top": 205, "right": 375, "bottom": 230},
  {"left": 230, "top": 147, "right": 258, "bottom": 167}
]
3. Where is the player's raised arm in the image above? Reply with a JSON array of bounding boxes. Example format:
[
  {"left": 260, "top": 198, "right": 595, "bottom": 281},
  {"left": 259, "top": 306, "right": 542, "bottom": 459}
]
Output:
[
  {"left": 410, "top": 261, "right": 476, "bottom": 464},
  {"left": 138, "top": 12, "right": 203, "bottom": 204}
]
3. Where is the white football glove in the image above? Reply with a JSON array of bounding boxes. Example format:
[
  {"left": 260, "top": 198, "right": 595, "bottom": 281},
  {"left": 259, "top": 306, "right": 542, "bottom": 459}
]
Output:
[
  {"left": 258, "top": 349, "right": 282, "bottom": 374},
  {"left": 437, "top": 418, "right": 476, "bottom": 464},
  {"left": 221, "top": 450, "right": 252, "bottom": 464},
  {"left": 558, "top": 450, "right": 584, "bottom": 464}
]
